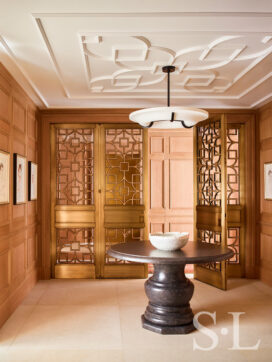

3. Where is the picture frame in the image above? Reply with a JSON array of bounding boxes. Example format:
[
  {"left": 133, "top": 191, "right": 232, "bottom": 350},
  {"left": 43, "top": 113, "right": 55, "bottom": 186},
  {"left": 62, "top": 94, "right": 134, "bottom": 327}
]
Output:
[
  {"left": 264, "top": 162, "right": 272, "bottom": 200},
  {"left": 0, "top": 150, "right": 10, "bottom": 204},
  {"left": 13, "top": 153, "right": 27, "bottom": 204},
  {"left": 28, "top": 161, "right": 37, "bottom": 201}
]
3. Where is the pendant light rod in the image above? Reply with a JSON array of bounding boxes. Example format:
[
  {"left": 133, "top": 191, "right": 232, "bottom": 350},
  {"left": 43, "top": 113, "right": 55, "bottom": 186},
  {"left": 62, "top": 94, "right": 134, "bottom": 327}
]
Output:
[
  {"left": 167, "top": 69, "right": 170, "bottom": 107},
  {"left": 162, "top": 65, "right": 175, "bottom": 107}
]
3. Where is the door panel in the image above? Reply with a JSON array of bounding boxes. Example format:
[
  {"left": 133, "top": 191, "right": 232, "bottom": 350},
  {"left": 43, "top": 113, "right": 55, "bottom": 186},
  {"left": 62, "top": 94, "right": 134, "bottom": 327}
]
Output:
[
  {"left": 194, "top": 116, "right": 228, "bottom": 290},
  {"left": 51, "top": 124, "right": 147, "bottom": 279},
  {"left": 51, "top": 125, "right": 97, "bottom": 278},
  {"left": 148, "top": 129, "right": 194, "bottom": 274},
  {"left": 101, "top": 125, "right": 148, "bottom": 278},
  {"left": 194, "top": 118, "right": 246, "bottom": 288},
  {"left": 148, "top": 129, "right": 194, "bottom": 238}
]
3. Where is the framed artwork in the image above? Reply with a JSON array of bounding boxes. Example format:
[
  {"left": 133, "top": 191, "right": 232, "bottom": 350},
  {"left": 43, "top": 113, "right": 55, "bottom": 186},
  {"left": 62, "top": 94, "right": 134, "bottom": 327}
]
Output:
[
  {"left": 13, "top": 153, "right": 27, "bottom": 204},
  {"left": 28, "top": 161, "right": 37, "bottom": 201},
  {"left": 0, "top": 150, "right": 10, "bottom": 204},
  {"left": 264, "top": 162, "right": 272, "bottom": 200}
]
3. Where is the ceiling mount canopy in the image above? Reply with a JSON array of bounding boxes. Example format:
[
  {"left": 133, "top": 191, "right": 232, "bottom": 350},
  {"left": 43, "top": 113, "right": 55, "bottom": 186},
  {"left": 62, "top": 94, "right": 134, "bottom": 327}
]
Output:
[{"left": 129, "top": 65, "right": 209, "bottom": 129}]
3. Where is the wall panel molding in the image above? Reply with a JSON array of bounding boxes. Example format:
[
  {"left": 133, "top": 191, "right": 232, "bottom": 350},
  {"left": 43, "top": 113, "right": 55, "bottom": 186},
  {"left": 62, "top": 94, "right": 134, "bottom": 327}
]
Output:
[
  {"left": 257, "top": 100, "right": 272, "bottom": 286},
  {"left": 0, "top": 63, "right": 39, "bottom": 328}
]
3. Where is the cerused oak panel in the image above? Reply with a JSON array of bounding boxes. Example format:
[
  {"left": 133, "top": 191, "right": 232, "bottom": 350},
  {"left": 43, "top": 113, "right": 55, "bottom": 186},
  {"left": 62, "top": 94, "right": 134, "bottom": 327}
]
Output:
[{"left": 0, "top": 63, "right": 39, "bottom": 328}]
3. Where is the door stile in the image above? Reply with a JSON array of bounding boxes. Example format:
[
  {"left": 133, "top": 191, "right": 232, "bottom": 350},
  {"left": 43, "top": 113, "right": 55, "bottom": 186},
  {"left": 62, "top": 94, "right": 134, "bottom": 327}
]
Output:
[
  {"left": 220, "top": 114, "right": 227, "bottom": 290},
  {"left": 50, "top": 125, "right": 57, "bottom": 278},
  {"left": 94, "top": 125, "right": 101, "bottom": 278},
  {"left": 143, "top": 129, "right": 149, "bottom": 277},
  {"left": 98, "top": 124, "right": 106, "bottom": 278},
  {"left": 238, "top": 124, "right": 246, "bottom": 277}
]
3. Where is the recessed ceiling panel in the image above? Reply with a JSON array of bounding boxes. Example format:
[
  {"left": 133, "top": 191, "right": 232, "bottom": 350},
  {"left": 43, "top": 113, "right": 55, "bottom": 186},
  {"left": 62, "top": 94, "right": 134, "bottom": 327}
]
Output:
[{"left": 1, "top": 5, "right": 272, "bottom": 108}]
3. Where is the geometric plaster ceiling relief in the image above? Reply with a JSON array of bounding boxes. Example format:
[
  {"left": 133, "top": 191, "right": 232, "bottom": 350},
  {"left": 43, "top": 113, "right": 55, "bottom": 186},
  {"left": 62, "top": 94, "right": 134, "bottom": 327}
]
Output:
[{"left": 80, "top": 33, "right": 272, "bottom": 98}]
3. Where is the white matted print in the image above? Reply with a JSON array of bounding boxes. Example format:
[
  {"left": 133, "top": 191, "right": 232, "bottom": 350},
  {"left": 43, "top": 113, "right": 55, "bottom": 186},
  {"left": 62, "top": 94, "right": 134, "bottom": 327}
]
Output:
[
  {"left": 28, "top": 161, "right": 37, "bottom": 201},
  {"left": 14, "top": 154, "right": 27, "bottom": 204},
  {"left": 0, "top": 150, "right": 10, "bottom": 204},
  {"left": 264, "top": 162, "right": 272, "bottom": 200}
]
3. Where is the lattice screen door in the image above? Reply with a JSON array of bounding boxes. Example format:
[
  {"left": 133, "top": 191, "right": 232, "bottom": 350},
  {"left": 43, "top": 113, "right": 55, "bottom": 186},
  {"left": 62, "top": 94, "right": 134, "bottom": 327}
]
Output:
[
  {"left": 194, "top": 115, "right": 245, "bottom": 290},
  {"left": 51, "top": 124, "right": 148, "bottom": 279}
]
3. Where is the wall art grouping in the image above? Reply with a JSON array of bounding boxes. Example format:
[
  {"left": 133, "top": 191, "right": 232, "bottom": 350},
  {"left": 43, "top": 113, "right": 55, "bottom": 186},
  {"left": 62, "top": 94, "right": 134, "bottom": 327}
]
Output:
[{"left": 0, "top": 149, "right": 37, "bottom": 205}]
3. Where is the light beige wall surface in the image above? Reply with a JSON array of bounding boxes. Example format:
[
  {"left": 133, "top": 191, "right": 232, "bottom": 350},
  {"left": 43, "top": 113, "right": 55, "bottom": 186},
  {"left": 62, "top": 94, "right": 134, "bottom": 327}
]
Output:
[{"left": 0, "top": 63, "right": 39, "bottom": 327}]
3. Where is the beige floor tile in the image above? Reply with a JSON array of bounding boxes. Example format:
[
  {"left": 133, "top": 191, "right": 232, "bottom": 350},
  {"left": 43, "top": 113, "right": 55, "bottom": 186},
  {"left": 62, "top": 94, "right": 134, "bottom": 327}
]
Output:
[
  {"left": 0, "top": 278, "right": 271, "bottom": 362},
  {"left": 39, "top": 349, "right": 124, "bottom": 362},
  {"left": 240, "top": 348, "right": 272, "bottom": 362},
  {"left": 12, "top": 305, "right": 122, "bottom": 349},
  {"left": 119, "top": 305, "right": 193, "bottom": 348},
  {"left": 194, "top": 278, "right": 271, "bottom": 306},
  {"left": 116, "top": 279, "right": 148, "bottom": 306},
  {"left": 0, "top": 348, "right": 124, "bottom": 362},
  {"left": 38, "top": 279, "right": 118, "bottom": 306},
  {"left": 21, "top": 281, "right": 49, "bottom": 305},
  {"left": 123, "top": 347, "right": 248, "bottom": 362},
  {"left": 0, "top": 305, "right": 35, "bottom": 349}
]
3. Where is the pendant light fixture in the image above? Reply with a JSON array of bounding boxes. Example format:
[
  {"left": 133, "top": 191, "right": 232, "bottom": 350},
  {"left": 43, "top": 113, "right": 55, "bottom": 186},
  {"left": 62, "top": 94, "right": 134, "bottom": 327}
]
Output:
[{"left": 129, "top": 65, "right": 209, "bottom": 129}]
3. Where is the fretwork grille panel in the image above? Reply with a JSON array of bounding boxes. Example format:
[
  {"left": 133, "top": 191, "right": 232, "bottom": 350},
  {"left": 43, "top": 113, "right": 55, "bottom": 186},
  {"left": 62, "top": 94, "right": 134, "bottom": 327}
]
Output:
[
  {"left": 227, "top": 128, "right": 240, "bottom": 205},
  {"left": 105, "top": 128, "right": 143, "bottom": 205},
  {"left": 227, "top": 227, "right": 240, "bottom": 264},
  {"left": 56, "top": 128, "right": 94, "bottom": 205},
  {"left": 105, "top": 228, "right": 144, "bottom": 264},
  {"left": 56, "top": 228, "right": 95, "bottom": 264},
  {"left": 197, "top": 229, "right": 222, "bottom": 271},
  {"left": 197, "top": 120, "right": 221, "bottom": 206}
]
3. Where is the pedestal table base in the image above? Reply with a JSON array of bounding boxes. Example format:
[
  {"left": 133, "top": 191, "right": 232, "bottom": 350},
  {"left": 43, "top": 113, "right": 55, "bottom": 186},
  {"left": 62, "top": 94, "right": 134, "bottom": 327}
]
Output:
[{"left": 142, "top": 263, "right": 195, "bottom": 335}]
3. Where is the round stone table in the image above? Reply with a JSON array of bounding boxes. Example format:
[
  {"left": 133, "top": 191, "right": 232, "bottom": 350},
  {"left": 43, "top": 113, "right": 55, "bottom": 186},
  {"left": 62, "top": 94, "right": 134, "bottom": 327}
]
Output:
[{"left": 107, "top": 241, "right": 233, "bottom": 335}]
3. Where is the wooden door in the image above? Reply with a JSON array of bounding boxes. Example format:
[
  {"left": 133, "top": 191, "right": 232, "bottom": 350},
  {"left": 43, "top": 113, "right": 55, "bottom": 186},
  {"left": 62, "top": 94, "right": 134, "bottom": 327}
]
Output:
[
  {"left": 194, "top": 115, "right": 228, "bottom": 290},
  {"left": 50, "top": 124, "right": 148, "bottom": 278},
  {"left": 148, "top": 129, "right": 194, "bottom": 237},
  {"left": 99, "top": 124, "right": 148, "bottom": 278},
  {"left": 148, "top": 129, "right": 194, "bottom": 273}
]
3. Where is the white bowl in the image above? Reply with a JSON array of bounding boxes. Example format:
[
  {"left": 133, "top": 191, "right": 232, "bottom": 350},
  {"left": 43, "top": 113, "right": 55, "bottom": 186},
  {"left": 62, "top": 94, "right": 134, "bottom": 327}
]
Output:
[{"left": 149, "top": 232, "right": 189, "bottom": 251}]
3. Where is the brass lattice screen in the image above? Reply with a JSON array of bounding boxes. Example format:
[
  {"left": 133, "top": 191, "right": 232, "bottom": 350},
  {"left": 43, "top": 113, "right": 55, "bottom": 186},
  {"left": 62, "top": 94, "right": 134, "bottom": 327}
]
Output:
[
  {"left": 104, "top": 128, "right": 144, "bottom": 265},
  {"left": 105, "top": 128, "right": 143, "bottom": 205},
  {"left": 195, "top": 117, "right": 245, "bottom": 288},
  {"left": 56, "top": 128, "right": 94, "bottom": 205},
  {"left": 55, "top": 127, "right": 95, "bottom": 266},
  {"left": 197, "top": 120, "right": 222, "bottom": 207}
]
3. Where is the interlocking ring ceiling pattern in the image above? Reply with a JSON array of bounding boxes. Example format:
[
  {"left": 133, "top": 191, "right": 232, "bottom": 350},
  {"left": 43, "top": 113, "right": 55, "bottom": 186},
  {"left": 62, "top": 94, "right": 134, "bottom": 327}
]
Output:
[{"left": 1, "top": 7, "right": 272, "bottom": 108}]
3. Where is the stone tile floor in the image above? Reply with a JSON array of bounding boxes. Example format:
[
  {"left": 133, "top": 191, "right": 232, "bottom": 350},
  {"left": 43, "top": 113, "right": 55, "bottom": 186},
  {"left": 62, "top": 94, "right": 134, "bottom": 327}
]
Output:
[{"left": 0, "top": 278, "right": 271, "bottom": 361}]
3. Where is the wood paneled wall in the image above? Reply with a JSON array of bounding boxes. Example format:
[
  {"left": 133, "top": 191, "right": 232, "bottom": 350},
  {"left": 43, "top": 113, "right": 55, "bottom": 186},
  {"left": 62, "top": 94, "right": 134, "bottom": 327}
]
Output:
[
  {"left": 0, "top": 63, "right": 39, "bottom": 327},
  {"left": 148, "top": 129, "right": 194, "bottom": 237},
  {"left": 258, "top": 102, "right": 272, "bottom": 286}
]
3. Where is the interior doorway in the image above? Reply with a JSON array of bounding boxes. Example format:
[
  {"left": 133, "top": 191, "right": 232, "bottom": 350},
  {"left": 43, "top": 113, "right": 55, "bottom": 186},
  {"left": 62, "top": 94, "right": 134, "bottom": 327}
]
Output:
[{"left": 50, "top": 124, "right": 148, "bottom": 279}]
